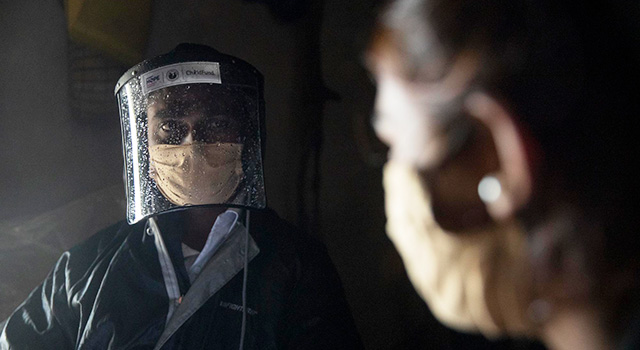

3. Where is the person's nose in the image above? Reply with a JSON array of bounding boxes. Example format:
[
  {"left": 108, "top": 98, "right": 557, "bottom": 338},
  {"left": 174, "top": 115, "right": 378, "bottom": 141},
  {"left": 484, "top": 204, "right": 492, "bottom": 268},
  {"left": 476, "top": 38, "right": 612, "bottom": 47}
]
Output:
[
  {"left": 180, "top": 122, "right": 196, "bottom": 145},
  {"left": 182, "top": 131, "right": 194, "bottom": 144},
  {"left": 373, "top": 78, "right": 405, "bottom": 148}
]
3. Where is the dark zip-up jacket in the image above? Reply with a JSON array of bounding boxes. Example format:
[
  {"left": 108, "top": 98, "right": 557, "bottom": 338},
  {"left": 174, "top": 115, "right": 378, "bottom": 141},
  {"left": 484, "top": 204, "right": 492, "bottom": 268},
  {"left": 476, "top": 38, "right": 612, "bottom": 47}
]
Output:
[{"left": 0, "top": 209, "right": 363, "bottom": 349}]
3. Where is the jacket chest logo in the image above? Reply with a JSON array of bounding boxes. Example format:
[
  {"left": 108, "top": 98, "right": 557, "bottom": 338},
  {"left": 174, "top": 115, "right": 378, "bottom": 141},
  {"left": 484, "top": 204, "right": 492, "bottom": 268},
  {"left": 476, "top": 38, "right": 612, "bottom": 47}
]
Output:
[{"left": 219, "top": 301, "right": 258, "bottom": 315}]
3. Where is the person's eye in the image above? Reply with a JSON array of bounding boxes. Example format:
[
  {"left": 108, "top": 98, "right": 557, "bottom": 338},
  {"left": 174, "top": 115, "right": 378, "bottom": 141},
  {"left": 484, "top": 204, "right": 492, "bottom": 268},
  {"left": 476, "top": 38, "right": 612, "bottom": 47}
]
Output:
[
  {"left": 156, "top": 120, "right": 187, "bottom": 144},
  {"left": 160, "top": 121, "right": 178, "bottom": 132}
]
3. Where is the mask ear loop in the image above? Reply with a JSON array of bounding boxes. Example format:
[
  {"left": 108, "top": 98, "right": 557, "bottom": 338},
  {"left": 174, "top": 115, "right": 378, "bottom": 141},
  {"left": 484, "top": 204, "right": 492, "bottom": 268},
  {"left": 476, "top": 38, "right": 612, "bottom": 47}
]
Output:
[{"left": 238, "top": 210, "right": 250, "bottom": 350}]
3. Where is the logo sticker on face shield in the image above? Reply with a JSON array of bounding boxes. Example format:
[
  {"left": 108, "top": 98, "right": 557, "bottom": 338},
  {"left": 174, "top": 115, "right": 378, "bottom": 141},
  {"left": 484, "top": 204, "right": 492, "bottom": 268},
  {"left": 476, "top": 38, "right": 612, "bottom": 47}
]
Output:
[
  {"left": 166, "top": 69, "right": 179, "bottom": 81},
  {"left": 141, "top": 62, "right": 222, "bottom": 94},
  {"left": 146, "top": 74, "right": 162, "bottom": 89}
]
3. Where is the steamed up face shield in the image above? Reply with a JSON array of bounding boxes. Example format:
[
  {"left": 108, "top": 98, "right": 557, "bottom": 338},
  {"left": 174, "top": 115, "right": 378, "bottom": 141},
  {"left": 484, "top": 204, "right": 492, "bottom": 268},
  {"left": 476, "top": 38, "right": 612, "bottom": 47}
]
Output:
[{"left": 115, "top": 46, "right": 266, "bottom": 224}]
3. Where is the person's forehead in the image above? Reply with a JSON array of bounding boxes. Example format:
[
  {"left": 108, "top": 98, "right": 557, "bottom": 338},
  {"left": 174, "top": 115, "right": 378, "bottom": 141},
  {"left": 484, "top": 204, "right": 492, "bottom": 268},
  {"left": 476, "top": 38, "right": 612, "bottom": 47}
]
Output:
[
  {"left": 147, "top": 87, "right": 243, "bottom": 114},
  {"left": 369, "top": 41, "right": 479, "bottom": 107},
  {"left": 148, "top": 83, "right": 239, "bottom": 102},
  {"left": 365, "top": 27, "right": 406, "bottom": 78}
]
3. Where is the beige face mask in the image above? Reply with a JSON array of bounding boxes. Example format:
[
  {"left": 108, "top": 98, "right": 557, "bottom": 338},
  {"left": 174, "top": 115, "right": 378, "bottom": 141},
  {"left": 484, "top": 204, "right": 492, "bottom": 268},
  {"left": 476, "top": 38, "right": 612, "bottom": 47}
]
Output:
[
  {"left": 149, "top": 143, "right": 244, "bottom": 206},
  {"left": 383, "top": 161, "right": 535, "bottom": 338}
]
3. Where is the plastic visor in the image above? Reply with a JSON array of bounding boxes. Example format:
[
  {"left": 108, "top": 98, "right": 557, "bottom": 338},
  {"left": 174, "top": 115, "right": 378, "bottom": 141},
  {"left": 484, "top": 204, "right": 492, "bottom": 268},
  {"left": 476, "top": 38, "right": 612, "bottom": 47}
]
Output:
[{"left": 116, "top": 62, "right": 265, "bottom": 224}]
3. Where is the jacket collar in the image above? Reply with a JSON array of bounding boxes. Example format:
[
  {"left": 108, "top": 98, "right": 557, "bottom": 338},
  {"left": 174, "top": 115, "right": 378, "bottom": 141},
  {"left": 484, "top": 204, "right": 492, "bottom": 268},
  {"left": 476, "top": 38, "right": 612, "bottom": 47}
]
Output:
[{"left": 152, "top": 217, "right": 259, "bottom": 350}]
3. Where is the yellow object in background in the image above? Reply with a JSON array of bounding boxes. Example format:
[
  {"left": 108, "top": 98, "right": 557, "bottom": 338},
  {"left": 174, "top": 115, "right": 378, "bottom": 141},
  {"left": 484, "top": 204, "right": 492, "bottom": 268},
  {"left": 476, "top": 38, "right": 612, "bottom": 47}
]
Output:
[{"left": 65, "top": 0, "right": 151, "bottom": 65}]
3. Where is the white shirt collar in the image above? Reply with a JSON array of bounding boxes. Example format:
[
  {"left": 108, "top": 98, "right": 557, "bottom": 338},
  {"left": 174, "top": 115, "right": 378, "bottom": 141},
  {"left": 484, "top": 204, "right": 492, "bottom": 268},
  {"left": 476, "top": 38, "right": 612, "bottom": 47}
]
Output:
[{"left": 185, "top": 209, "right": 240, "bottom": 282}]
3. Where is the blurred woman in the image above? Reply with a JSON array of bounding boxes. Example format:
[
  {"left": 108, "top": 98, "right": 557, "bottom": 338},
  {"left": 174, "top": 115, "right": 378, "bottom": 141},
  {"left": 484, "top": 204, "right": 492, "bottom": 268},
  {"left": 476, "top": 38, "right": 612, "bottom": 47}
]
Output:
[{"left": 367, "top": 0, "right": 640, "bottom": 349}]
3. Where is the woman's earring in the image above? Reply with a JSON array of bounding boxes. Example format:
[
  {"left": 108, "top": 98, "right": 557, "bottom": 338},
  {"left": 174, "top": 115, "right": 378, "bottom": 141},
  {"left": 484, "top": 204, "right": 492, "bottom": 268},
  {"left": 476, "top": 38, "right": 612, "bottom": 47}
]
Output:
[
  {"left": 478, "top": 174, "right": 516, "bottom": 219},
  {"left": 478, "top": 174, "right": 502, "bottom": 204}
]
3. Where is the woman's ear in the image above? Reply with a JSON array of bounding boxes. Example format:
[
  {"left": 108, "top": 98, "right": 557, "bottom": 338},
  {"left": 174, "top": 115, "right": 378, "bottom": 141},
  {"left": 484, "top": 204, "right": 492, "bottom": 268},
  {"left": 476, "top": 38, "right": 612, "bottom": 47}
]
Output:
[{"left": 464, "top": 92, "right": 537, "bottom": 221}]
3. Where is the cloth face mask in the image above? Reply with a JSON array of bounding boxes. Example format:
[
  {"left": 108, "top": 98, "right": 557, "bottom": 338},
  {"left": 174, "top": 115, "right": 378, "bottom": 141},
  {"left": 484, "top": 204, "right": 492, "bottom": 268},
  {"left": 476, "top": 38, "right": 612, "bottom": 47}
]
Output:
[
  {"left": 149, "top": 143, "right": 244, "bottom": 206},
  {"left": 383, "top": 160, "right": 535, "bottom": 337}
]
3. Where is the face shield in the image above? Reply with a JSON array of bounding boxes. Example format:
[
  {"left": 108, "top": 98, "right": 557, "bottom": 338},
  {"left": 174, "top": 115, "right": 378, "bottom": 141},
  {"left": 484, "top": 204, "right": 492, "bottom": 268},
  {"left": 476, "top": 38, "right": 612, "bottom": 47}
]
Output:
[{"left": 114, "top": 44, "right": 266, "bottom": 224}]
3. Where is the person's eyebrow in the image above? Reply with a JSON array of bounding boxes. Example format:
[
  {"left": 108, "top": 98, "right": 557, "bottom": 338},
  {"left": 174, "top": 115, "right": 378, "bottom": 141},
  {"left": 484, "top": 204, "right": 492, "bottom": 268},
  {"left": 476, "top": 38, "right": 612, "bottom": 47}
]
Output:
[{"left": 151, "top": 109, "right": 173, "bottom": 120}]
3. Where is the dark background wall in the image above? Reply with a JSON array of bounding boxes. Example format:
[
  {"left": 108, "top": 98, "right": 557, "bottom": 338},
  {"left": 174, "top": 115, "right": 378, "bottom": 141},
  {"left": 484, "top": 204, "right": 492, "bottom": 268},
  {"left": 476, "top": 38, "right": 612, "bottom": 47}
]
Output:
[{"left": 0, "top": 1, "right": 541, "bottom": 349}]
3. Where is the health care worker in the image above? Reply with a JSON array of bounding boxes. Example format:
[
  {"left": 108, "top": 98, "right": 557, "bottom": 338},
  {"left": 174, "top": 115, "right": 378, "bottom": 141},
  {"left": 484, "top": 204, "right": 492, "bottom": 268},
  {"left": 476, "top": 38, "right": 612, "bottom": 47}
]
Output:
[{"left": 0, "top": 43, "right": 363, "bottom": 350}]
